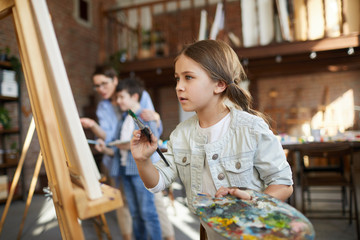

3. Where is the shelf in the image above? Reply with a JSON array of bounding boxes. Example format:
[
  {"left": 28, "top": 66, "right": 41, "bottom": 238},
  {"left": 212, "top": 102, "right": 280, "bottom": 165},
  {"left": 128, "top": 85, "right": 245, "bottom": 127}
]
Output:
[
  {"left": 234, "top": 34, "right": 360, "bottom": 59},
  {"left": 0, "top": 96, "right": 19, "bottom": 102},
  {"left": 0, "top": 62, "right": 23, "bottom": 203},
  {"left": 0, "top": 61, "right": 11, "bottom": 68},
  {"left": 0, "top": 162, "right": 18, "bottom": 168},
  {"left": 0, "top": 128, "right": 20, "bottom": 135},
  {"left": 116, "top": 38, "right": 360, "bottom": 89},
  {"left": 119, "top": 35, "right": 360, "bottom": 72}
]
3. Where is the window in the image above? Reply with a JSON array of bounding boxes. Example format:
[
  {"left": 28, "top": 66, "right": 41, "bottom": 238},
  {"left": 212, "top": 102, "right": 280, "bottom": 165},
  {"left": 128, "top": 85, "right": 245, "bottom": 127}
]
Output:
[
  {"left": 74, "top": 0, "right": 92, "bottom": 27},
  {"left": 79, "top": 0, "right": 89, "bottom": 21}
]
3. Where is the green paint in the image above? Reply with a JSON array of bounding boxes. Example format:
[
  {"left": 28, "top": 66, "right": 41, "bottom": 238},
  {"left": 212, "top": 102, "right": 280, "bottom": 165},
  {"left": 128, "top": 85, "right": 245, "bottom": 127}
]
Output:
[{"left": 259, "top": 212, "right": 291, "bottom": 229}]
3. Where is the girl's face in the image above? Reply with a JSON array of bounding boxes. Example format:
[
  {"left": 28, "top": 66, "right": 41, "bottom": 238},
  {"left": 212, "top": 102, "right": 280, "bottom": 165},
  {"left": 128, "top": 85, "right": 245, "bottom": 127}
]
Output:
[
  {"left": 175, "top": 54, "right": 220, "bottom": 113},
  {"left": 93, "top": 74, "right": 118, "bottom": 100}
]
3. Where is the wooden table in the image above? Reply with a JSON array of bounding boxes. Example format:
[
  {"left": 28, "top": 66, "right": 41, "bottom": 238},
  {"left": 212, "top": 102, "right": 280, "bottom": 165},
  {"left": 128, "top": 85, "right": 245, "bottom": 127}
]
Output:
[
  {"left": 283, "top": 141, "right": 360, "bottom": 206},
  {"left": 282, "top": 141, "right": 360, "bottom": 153},
  {"left": 282, "top": 141, "right": 360, "bottom": 237}
]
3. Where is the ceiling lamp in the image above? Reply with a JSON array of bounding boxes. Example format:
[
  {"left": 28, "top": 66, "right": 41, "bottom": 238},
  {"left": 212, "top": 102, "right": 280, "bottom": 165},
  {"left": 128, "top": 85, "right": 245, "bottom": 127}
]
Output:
[
  {"left": 347, "top": 47, "right": 354, "bottom": 55},
  {"left": 275, "top": 55, "right": 282, "bottom": 63},
  {"left": 309, "top": 51, "right": 317, "bottom": 59}
]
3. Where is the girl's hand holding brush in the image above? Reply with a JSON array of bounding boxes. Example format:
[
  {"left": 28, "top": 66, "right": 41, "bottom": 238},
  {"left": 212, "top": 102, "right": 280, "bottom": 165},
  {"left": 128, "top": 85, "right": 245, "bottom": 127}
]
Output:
[{"left": 131, "top": 129, "right": 158, "bottom": 162}]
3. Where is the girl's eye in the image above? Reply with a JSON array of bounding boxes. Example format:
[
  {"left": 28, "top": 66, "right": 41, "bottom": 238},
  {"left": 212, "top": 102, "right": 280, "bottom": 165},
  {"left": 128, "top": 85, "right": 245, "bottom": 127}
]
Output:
[
  {"left": 174, "top": 76, "right": 180, "bottom": 82},
  {"left": 185, "top": 75, "right": 193, "bottom": 80}
]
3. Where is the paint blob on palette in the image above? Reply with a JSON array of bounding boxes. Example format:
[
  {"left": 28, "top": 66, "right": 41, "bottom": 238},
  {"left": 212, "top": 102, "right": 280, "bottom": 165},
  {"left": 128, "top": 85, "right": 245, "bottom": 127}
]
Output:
[{"left": 193, "top": 189, "right": 315, "bottom": 239}]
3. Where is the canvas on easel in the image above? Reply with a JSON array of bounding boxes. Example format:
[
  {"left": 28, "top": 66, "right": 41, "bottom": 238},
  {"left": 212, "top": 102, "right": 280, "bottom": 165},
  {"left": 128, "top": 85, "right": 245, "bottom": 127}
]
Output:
[
  {"left": 0, "top": 0, "right": 123, "bottom": 239},
  {"left": 30, "top": 0, "right": 102, "bottom": 199}
]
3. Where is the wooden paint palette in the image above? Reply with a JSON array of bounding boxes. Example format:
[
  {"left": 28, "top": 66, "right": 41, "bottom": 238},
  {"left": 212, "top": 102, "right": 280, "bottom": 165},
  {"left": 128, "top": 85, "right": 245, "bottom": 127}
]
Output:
[{"left": 194, "top": 189, "right": 315, "bottom": 239}]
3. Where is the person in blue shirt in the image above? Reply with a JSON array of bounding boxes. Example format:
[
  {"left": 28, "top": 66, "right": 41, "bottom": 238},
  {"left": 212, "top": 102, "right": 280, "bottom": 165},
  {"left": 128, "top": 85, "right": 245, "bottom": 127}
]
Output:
[
  {"left": 80, "top": 65, "right": 174, "bottom": 240},
  {"left": 95, "top": 76, "right": 162, "bottom": 240},
  {"left": 81, "top": 65, "right": 162, "bottom": 170},
  {"left": 80, "top": 65, "right": 160, "bottom": 240}
]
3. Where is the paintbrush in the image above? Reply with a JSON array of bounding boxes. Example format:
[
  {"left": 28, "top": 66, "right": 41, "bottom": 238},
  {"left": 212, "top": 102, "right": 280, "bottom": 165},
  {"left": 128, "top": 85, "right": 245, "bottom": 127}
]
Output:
[
  {"left": 87, "top": 139, "right": 130, "bottom": 147},
  {"left": 87, "top": 139, "right": 111, "bottom": 147},
  {"left": 128, "top": 110, "right": 170, "bottom": 166},
  {"left": 87, "top": 139, "right": 98, "bottom": 145}
]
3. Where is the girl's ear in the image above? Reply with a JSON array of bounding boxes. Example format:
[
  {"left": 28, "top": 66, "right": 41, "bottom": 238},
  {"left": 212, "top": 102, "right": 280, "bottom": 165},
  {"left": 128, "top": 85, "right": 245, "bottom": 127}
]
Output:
[{"left": 214, "top": 80, "right": 227, "bottom": 94}]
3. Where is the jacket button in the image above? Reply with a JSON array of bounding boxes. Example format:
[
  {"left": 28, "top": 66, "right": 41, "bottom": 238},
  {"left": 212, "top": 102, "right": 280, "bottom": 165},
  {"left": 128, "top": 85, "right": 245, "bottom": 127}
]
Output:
[
  {"left": 212, "top": 154, "right": 218, "bottom": 160},
  {"left": 218, "top": 173, "right": 225, "bottom": 180},
  {"left": 235, "top": 162, "right": 241, "bottom": 169},
  {"left": 182, "top": 157, "right": 187, "bottom": 163}
]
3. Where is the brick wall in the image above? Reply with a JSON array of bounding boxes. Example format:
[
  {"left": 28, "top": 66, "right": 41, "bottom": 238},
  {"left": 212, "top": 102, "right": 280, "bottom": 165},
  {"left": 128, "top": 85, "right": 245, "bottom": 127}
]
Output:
[{"left": 257, "top": 70, "right": 360, "bottom": 136}]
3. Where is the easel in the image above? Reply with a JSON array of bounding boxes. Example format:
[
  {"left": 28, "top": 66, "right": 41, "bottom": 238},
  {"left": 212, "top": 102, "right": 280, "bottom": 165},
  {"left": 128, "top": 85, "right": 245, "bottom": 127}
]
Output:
[
  {"left": 0, "top": 0, "right": 123, "bottom": 239},
  {"left": 0, "top": 118, "right": 112, "bottom": 239}
]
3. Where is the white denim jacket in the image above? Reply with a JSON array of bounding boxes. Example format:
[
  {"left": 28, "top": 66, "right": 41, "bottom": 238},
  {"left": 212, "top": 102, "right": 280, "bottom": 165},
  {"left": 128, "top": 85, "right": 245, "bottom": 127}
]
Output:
[{"left": 154, "top": 107, "right": 293, "bottom": 213}]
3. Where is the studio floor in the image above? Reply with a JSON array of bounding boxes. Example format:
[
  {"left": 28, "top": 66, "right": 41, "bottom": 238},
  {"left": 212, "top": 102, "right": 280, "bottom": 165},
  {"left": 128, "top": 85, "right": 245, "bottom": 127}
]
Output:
[{"left": 0, "top": 183, "right": 358, "bottom": 240}]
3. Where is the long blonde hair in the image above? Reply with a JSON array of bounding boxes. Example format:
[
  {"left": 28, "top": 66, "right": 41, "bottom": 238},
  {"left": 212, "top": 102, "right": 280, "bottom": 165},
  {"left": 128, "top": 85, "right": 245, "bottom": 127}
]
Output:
[{"left": 175, "top": 40, "right": 268, "bottom": 124}]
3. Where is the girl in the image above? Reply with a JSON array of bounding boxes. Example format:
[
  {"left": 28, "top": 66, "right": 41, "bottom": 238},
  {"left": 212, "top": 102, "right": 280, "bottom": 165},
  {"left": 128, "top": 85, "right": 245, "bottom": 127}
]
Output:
[{"left": 130, "top": 40, "right": 293, "bottom": 239}]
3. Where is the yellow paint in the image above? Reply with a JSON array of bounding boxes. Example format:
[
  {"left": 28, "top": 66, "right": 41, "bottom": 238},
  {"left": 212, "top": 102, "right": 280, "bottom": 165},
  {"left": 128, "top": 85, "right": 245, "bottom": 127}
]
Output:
[
  {"left": 243, "top": 234, "right": 259, "bottom": 240},
  {"left": 208, "top": 216, "right": 236, "bottom": 227},
  {"left": 263, "top": 235, "right": 287, "bottom": 240}
]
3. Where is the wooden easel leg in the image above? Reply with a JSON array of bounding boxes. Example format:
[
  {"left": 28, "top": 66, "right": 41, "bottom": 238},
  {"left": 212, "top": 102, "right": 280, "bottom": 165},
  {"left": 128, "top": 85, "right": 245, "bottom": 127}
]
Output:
[
  {"left": 100, "top": 214, "right": 112, "bottom": 240},
  {"left": 93, "top": 217, "right": 103, "bottom": 240},
  {"left": 0, "top": 118, "right": 35, "bottom": 235},
  {"left": 93, "top": 214, "right": 112, "bottom": 240},
  {"left": 17, "top": 152, "right": 43, "bottom": 240}
]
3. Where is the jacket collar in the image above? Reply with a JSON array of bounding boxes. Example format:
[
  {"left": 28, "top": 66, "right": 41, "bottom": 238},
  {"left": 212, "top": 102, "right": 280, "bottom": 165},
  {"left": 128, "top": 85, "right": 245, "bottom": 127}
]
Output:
[{"left": 191, "top": 106, "right": 237, "bottom": 146}]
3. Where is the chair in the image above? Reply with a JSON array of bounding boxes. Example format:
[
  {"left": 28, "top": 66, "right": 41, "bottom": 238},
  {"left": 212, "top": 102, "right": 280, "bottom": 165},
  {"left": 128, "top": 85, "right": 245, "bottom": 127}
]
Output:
[{"left": 299, "top": 142, "right": 359, "bottom": 237}]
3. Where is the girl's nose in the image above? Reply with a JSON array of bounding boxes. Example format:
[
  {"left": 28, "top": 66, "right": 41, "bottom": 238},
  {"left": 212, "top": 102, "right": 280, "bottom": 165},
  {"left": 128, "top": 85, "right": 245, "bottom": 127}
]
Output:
[{"left": 176, "top": 80, "right": 184, "bottom": 91}]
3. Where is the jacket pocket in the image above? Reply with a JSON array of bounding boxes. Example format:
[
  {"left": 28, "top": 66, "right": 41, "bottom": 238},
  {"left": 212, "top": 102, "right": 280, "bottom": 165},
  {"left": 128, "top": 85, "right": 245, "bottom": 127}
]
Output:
[
  {"left": 221, "top": 151, "right": 254, "bottom": 186},
  {"left": 174, "top": 153, "right": 191, "bottom": 182}
]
